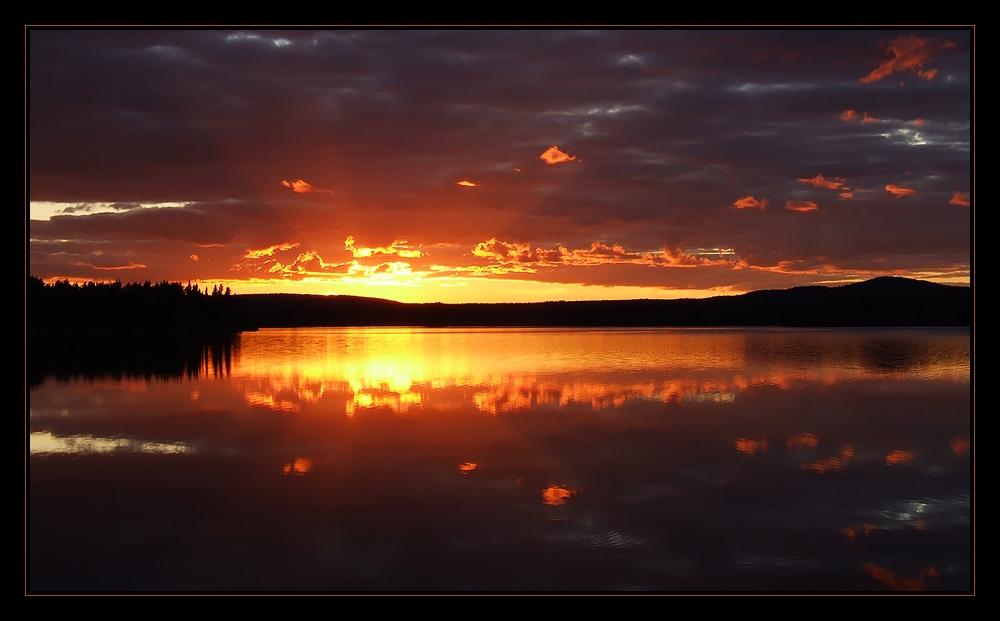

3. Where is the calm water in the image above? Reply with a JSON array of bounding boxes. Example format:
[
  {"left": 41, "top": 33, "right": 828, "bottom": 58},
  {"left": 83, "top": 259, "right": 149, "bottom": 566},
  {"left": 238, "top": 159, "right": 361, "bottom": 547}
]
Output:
[{"left": 28, "top": 328, "right": 972, "bottom": 591}]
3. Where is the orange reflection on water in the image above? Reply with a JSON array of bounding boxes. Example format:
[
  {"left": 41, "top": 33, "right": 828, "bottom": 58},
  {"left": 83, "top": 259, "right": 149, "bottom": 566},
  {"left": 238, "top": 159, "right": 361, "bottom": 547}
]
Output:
[
  {"left": 735, "top": 438, "right": 769, "bottom": 454},
  {"left": 245, "top": 391, "right": 301, "bottom": 412},
  {"left": 542, "top": 485, "right": 577, "bottom": 506},
  {"left": 886, "top": 449, "right": 914, "bottom": 465},
  {"left": 843, "top": 522, "right": 885, "bottom": 539},
  {"left": 863, "top": 563, "right": 938, "bottom": 591},
  {"left": 225, "top": 328, "right": 970, "bottom": 417},
  {"left": 283, "top": 458, "right": 313, "bottom": 476},
  {"left": 802, "top": 444, "right": 854, "bottom": 473},
  {"left": 787, "top": 432, "right": 819, "bottom": 449},
  {"left": 458, "top": 462, "right": 477, "bottom": 474},
  {"left": 950, "top": 436, "right": 970, "bottom": 457}
]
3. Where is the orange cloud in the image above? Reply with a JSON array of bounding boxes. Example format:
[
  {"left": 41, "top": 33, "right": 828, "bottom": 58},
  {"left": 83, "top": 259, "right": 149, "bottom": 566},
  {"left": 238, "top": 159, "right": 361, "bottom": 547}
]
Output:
[
  {"left": 79, "top": 260, "right": 148, "bottom": 271},
  {"left": 839, "top": 191, "right": 854, "bottom": 199},
  {"left": 540, "top": 145, "right": 577, "bottom": 165},
  {"left": 785, "top": 200, "right": 819, "bottom": 212},
  {"left": 471, "top": 238, "right": 732, "bottom": 271},
  {"left": 798, "top": 174, "right": 844, "bottom": 190},
  {"left": 841, "top": 109, "right": 859, "bottom": 121},
  {"left": 949, "top": 191, "right": 970, "bottom": 206},
  {"left": 245, "top": 242, "right": 300, "bottom": 259},
  {"left": 456, "top": 180, "right": 480, "bottom": 187},
  {"left": 862, "top": 111, "right": 880, "bottom": 123},
  {"left": 885, "top": 184, "right": 916, "bottom": 198},
  {"left": 345, "top": 235, "right": 423, "bottom": 259},
  {"left": 281, "top": 179, "right": 332, "bottom": 193},
  {"left": 860, "top": 35, "right": 955, "bottom": 84},
  {"left": 734, "top": 195, "right": 768, "bottom": 209},
  {"left": 237, "top": 244, "right": 357, "bottom": 280},
  {"left": 913, "top": 117, "right": 925, "bottom": 127},
  {"left": 190, "top": 254, "right": 199, "bottom": 261}
]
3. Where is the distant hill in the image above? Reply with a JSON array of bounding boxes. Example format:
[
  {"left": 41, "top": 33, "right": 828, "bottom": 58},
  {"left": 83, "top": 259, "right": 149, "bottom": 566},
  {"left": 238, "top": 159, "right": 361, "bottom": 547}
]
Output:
[{"left": 236, "top": 277, "right": 971, "bottom": 328}]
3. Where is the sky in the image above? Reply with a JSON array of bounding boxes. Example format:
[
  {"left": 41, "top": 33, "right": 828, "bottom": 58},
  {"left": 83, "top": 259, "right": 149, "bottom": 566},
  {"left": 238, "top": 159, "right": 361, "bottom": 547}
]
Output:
[{"left": 27, "top": 29, "right": 972, "bottom": 303}]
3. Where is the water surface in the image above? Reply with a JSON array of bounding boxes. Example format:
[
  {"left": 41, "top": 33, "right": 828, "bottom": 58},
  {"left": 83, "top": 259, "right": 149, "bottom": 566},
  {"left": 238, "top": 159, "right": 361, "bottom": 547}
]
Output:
[{"left": 29, "top": 328, "right": 972, "bottom": 591}]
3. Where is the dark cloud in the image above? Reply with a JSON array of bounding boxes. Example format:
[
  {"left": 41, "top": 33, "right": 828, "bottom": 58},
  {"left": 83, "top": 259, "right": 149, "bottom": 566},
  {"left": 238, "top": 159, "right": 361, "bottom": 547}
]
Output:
[{"left": 29, "top": 29, "right": 972, "bottom": 297}]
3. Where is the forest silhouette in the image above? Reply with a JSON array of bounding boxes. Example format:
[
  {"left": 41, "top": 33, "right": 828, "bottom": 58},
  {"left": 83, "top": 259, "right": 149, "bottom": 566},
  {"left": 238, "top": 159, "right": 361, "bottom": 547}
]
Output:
[{"left": 28, "top": 275, "right": 970, "bottom": 386}]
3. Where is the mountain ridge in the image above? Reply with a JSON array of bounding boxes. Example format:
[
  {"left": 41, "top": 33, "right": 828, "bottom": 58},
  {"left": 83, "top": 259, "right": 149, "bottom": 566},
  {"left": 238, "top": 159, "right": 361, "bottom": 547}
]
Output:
[{"left": 235, "top": 277, "right": 971, "bottom": 328}]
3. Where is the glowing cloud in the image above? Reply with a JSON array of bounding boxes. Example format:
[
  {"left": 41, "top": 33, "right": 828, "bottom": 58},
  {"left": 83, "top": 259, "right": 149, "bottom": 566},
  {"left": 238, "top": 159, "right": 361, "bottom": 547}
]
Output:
[
  {"left": 913, "top": 118, "right": 925, "bottom": 127},
  {"left": 345, "top": 236, "right": 423, "bottom": 259},
  {"left": 860, "top": 35, "right": 955, "bottom": 84},
  {"left": 281, "top": 179, "right": 332, "bottom": 193},
  {"left": 734, "top": 195, "right": 768, "bottom": 209},
  {"left": 456, "top": 180, "right": 480, "bottom": 187},
  {"left": 798, "top": 174, "right": 844, "bottom": 190},
  {"left": 84, "top": 261, "right": 148, "bottom": 271},
  {"left": 885, "top": 184, "right": 916, "bottom": 198},
  {"left": 471, "top": 238, "right": 731, "bottom": 270},
  {"left": 841, "top": 109, "right": 859, "bottom": 121},
  {"left": 540, "top": 145, "right": 577, "bottom": 165},
  {"left": 245, "top": 242, "right": 300, "bottom": 259},
  {"left": 190, "top": 254, "right": 199, "bottom": 261},
  {"left": 949, "top": 191, "right": 970, "bottom": 206},
  {"left": 785, "top": 200, "right": 819, "bottom": 212},
  {"left": 862, "top": 111, "right": 880, "bottom": 123}
]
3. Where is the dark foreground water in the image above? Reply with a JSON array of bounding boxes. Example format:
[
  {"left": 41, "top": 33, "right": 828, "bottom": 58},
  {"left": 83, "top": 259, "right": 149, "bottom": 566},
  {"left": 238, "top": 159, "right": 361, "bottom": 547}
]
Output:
[{"left": 28, "top": 328, "right": 972, "bottom": 592}]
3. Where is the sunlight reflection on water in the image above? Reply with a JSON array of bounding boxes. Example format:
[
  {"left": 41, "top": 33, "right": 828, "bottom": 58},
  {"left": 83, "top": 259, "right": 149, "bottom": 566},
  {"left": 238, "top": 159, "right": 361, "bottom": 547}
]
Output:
[{"left": 29, "top": 328, "right": 971, "bottom": 591}]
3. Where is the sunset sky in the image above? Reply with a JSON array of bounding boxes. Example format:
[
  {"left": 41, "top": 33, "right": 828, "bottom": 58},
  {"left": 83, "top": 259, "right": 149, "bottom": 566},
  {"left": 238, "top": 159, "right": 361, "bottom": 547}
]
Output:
[{"left": 28, "top": 29, "right": 972, "bottom": 303}]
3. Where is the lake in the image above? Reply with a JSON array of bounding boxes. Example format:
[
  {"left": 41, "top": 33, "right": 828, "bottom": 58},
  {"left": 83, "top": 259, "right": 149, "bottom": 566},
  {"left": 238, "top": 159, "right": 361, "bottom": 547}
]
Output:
[{"left": 28, "top": 327, "right": 972, "bottom": 591}]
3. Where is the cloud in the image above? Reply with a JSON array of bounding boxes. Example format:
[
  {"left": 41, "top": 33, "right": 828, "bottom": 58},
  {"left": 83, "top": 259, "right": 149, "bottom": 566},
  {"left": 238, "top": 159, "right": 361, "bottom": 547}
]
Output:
[
  {"left": 539, "top": 145, "right": 577, "bottom": 165},
  {"left": 949, "top": 191, "right": 970, "bottom": 206},
  {"left": 840, "top": 109, "right": 859, "bottom": 122},
  {"left": 860, "top": 35, "right": 955, "bottom": 84},
  {"left": 190, "top": 254, "right": 199, "bottom": 261},
  {"left": 245, "top": 242, "right": 299, "bottom": 259},
  {"left": 237, "top": 245, "right": 351, "bottom": 279},
  {"left": 471, "top": 238, "right": 732, "bottom": 270},
  {"left": 455, "top": 180, "right": 480, "bottom": 187},
  {"left": 862, "top": 111, "right": 880, "bottom": 123},
  {"left": 733, "top": 195, "right": 768, "bottom": 209},
  {"left": 345, "top": 235, "right": 422, "bottom": 258},
  {"left": 885, "top": 184, "right": 916, "bottom": 198},
  {"left": 75, "top": 260, "right": 148, "bottom": 271},
  {"left": 281, "top": 179, "right": 332, "bottom": 194},
  {"left": 785, "top": 200, "right": 819, "bottom": 212},
  {"left": 798, "top": 174, "right": 844, "bottom": 190}
]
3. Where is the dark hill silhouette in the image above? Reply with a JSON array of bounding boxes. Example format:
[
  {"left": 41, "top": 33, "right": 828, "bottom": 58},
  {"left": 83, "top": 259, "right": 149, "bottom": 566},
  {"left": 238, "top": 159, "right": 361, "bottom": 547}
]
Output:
[
  {"left": 236, "top": 277, "right": 970, "bottom": 328},
  {"left": 27, "top": 276, "right": 969, "bottom": 385}
]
